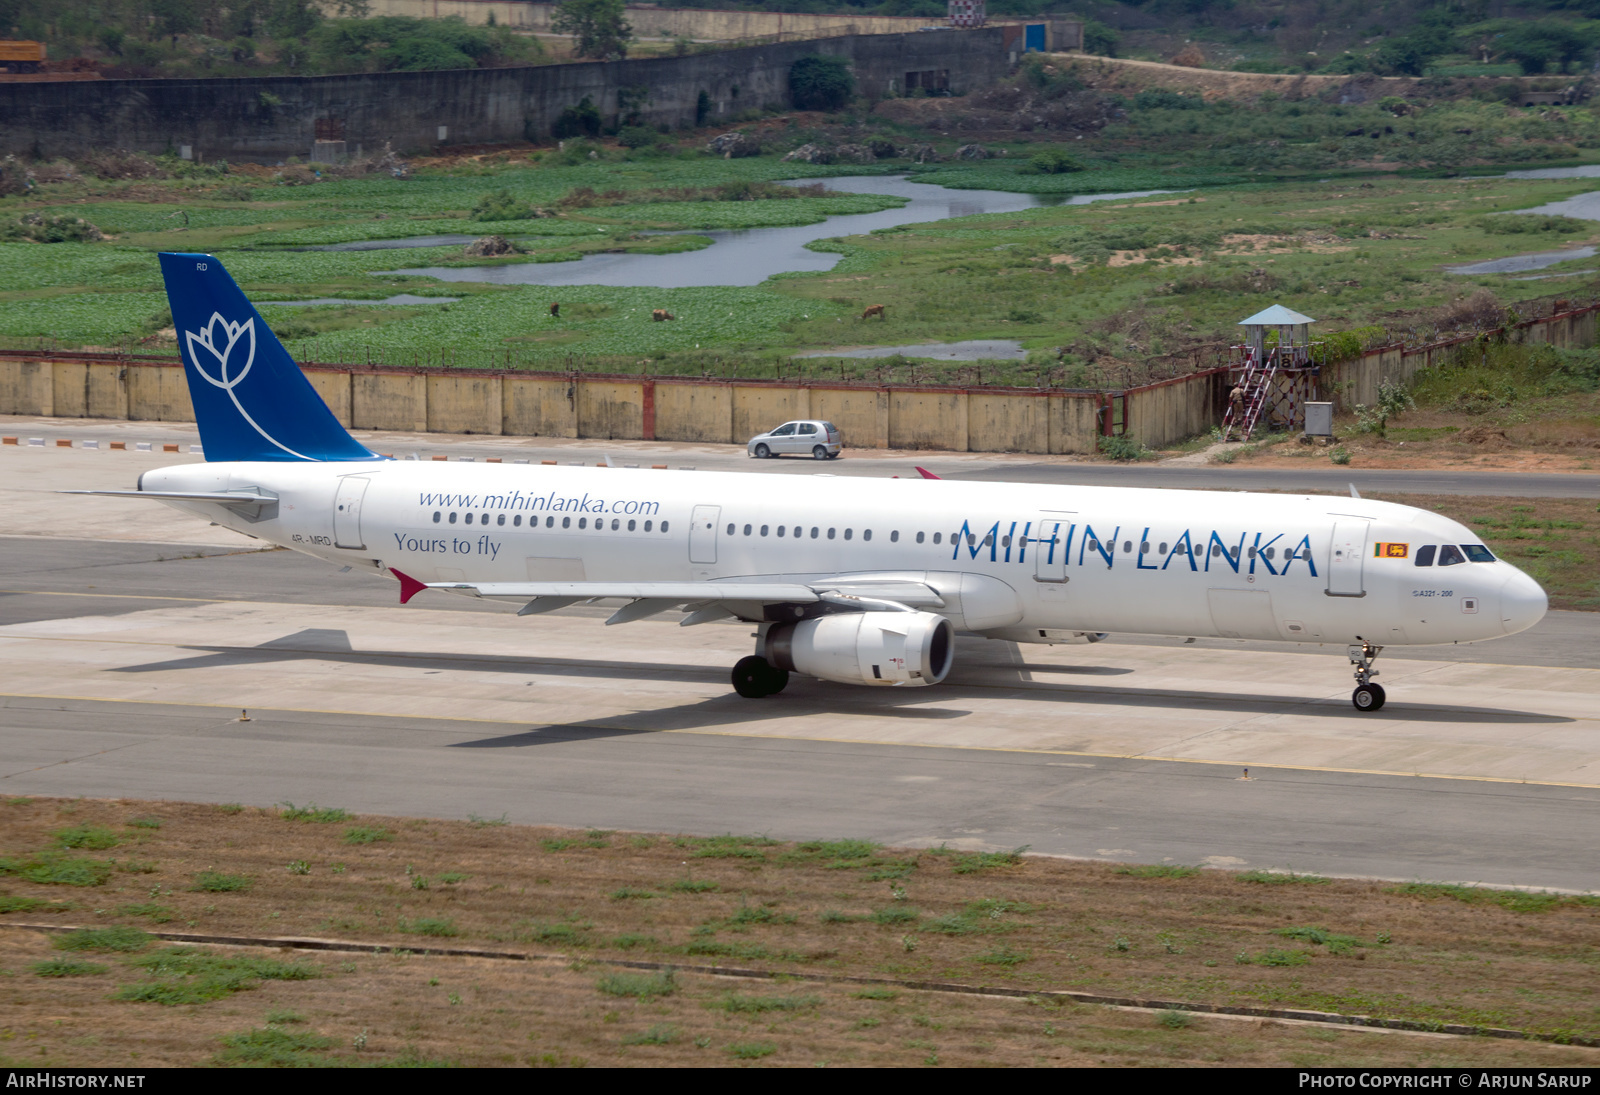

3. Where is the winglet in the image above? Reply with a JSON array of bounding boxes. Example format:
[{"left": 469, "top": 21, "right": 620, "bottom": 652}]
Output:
[
  {"left": 915, "top": 466, "right": 941, "bottom": 480},
  {"left": 392, "top": 568, "right": 428, "bottom": 605}
]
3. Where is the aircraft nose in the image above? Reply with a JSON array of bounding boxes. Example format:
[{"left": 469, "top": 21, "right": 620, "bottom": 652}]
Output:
[{"left": 1500, "top": 568, "right": 1548, "bottom": 635}]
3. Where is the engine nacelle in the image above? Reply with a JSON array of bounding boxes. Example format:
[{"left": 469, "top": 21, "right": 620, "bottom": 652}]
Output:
[{"left": 766, "top": 611, "right": 954, "bottom": 687}]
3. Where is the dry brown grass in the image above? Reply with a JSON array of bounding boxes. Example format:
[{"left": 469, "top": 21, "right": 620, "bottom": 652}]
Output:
[{"left": 3, "top": 797, "right": 1598, "bottom": 1067}]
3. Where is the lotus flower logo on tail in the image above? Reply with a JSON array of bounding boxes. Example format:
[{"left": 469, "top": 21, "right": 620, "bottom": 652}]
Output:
[{"left": 183, "top": 312, "right": 310, "bottom": 461}]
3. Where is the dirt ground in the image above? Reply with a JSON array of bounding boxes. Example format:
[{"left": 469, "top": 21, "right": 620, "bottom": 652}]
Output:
[{"left": 3, "top": 797, "right": 1597, "bottom": 1067}]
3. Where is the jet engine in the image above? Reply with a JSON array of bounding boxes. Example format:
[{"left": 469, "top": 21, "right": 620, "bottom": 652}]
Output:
[{"left": 765, "top": 611, "right": 954, "bottom": 687}]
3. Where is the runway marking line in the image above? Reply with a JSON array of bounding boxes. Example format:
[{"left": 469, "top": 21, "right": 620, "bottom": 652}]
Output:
[{"left": 2, "top": 690, "right": 1597, "bottom": 791}]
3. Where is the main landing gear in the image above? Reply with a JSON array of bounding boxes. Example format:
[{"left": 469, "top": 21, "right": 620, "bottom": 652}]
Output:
[
  {"left": 732, "top": 655, "right": 789, "bottom": 699},
  {"left": 1348, "top": 640, "right": 1386, "bottom": 712}
]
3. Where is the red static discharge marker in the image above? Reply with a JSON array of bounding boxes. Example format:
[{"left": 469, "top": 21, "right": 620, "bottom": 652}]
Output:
[
  {"left": 392, "top": 568, "right": 428, "bottom": 605},
  {"left": 915, "top": 467, "right": 941, "bottom": 480}
]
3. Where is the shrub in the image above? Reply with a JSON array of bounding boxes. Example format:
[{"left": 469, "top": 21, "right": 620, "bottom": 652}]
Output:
[
  {"left": 553, "top": 97, "right": 603, "bottom": 139},
  {"left": 790, "top": 55, "right": 854, "bottom": 112},
  {"left": 471, "top": 189, "right": 537, "bottom": 221},
  {"left": 1098, "top": 434, "right": 1148, "bottom": 462},
  {"left": 617, "top": 125, "right": 659, "bottom": 150},
  {"left": 1025, "top": 148, "right": 1084, "bottom": 175}
]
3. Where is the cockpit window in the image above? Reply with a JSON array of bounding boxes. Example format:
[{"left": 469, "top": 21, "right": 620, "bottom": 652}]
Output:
[
  {"left": 1415, "top": 545, "right": 1436, "bottom": 567},
  {"left": 1437, "top": 544, "right": 1466, "bottom": 566},
  {"left": 1462, "top": 544, "right": 1496, "bottom": 563}
]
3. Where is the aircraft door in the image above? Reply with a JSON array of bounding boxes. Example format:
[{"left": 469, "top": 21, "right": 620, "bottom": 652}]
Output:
[
  {"left": 689, "top": 505, "right": 720, "bottom": 564},
  {"left": 333, "top": 476, "right": 370, "bottom": 550},
  {"left": 1032, "top": 513, "right": 1071, "bottom": 584},
  {"left": 1326, "top": 519, "right": 1370, "bottom": 597}
]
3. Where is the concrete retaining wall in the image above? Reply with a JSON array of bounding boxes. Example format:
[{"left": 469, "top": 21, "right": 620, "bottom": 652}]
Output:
[
  {"left": 0, "top": 27, "right": 1011, "bottom": 161},
  {"left": 332, "top": 2, "right": 1081, "bottom": 50},
  {"left": 4, "top": 304, "right": 1592, "bottom": 452}
]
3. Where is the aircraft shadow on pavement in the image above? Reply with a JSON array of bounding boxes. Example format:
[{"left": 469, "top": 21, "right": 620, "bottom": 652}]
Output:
[{"left": 108, "top": 629, "right": 1572, "bottom": 732}]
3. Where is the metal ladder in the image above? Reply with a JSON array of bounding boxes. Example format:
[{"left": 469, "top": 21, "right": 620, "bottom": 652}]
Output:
[{"left": 1222, "top": 351, "right": 1279, "bottom": 442}]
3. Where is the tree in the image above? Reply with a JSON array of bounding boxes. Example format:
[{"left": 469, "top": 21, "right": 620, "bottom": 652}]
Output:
[
  {"left": 552, "top": 0, "right": 632, "bottom": 61},
  {"left": 1500, "top": 22, "right": 1593, "bottom": 75},
  {"left": 789, "top": 54, "right": 854, "bottom": 113}
]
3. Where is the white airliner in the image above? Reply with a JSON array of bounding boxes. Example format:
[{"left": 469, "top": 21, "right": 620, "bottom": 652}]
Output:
[{"left": 72, "top": 254, "right": 1548, "bottom": 711}]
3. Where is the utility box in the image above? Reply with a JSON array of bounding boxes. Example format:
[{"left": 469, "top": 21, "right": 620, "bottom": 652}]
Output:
[{"left": 1304, "top": 401, "right": 1333, "bottom": 437}]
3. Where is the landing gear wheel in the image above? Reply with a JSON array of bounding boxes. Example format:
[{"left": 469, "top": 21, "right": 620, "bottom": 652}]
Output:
[
  {"left": 733, "top": 655, "right": 780, "bottom": 698},
  {"left": 1352, "top": 683, "right": 1386, "bottom": 712},
  {"left": 753, "top": 443, "right": 771, "bottom": 459},
  {"left": 812, "top": 445, "right": 828, "bottom": 460}
]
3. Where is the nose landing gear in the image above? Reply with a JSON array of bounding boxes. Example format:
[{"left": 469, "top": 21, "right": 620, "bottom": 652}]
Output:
[{"left": 1349, "top": 641, "right": 1385, "bottom": 711}]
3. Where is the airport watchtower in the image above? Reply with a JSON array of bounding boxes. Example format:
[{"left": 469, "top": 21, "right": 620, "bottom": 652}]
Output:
[{"left": 1225, "top": 304, "right": 1319, "bottom": 441}]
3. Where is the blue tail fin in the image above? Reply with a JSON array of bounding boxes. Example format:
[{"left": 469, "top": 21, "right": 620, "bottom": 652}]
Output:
[{"left": 158, "top": 252, "right": 379, "bottom": 463}]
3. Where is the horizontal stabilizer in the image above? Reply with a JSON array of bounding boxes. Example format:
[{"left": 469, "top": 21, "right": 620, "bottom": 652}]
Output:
[{"left": 60, "top": 488, "right": 278, "bottom": 516}]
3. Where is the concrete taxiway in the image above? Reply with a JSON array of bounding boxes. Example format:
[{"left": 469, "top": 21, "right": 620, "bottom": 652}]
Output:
[{"left": 2, "top": 430, "right": 1597, "bottom": 891}]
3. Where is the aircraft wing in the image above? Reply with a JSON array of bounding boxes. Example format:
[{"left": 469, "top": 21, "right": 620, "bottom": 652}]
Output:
[{"left": 399, "top": 570, "right": 945, "bottom": 624}]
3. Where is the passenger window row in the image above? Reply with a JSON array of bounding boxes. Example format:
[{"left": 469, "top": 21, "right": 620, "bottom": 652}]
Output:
[
  {"left": 724, "top": 523, "right": 878, "bottom": 542},
  {"left": 432, "top": 511, "right": 669, "bottom": 533}
]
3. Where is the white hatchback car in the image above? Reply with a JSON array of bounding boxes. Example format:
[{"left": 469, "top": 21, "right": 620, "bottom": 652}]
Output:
[{"left": 747, "top": 420, "right": 843, "bottom": 460}]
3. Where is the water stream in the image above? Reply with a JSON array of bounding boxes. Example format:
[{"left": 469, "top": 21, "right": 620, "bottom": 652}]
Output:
[{"left": 374, "top": 177, "right": 1177, "bottom": 289}]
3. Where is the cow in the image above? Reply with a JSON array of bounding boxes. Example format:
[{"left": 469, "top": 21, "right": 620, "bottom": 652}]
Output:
[
  {"left": 861, "top": 304, "right": 886, "bottom": 320},
  {"left": 652, "top": 309, "right": 675, "bottom": 322},
  {"left": 549, "top": 302, "right": 560, "bottom": 318}
]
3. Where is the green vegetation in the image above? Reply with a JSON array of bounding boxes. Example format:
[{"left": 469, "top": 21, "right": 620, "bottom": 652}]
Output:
[
  {"left": 620, "top": 1024, "right": 677, "bottom": 1045},
  {"left": 0, "top": 894, "right": 50, "bottom": 913},
  {"left": 1240, "top": 871, "right": 1330, "bottom": 885},
  {"left": 52, "top": 926, "right": 152, "bottom": 952},
  {"left": 214, "top": 1026, "right": 336, "bottom": 1067},
  {"left": 52, "top": 826, "right": 120, "bottom": 850},
  {"left": 31, "top": 959, "right": 107, "bottom": 977},
  {"left": 726, "top": 1041, "right": 777, "bottom": 1059},
  {"left": 597, "top": 970, "right": 676, "bottom": 999},
  {"left": 117, "top": 902, "right": 175, "bottom": 923},
  {"left": 116, "top": 946, "right": 318, "bottom": 1005},
  {"left": 1115, "top": 864, "right": 1202, "bottom": 879},
  {"left": 551, "top": 0, "right": 632, "bottom": 61},
  {"left": 1388, "top": 882, "right": 1600, "bottom": 913},
  {"left": 790, "top": 55, "right": 854, "bottom": 113},
  {"left": 0, "top": 852, "right": 113, "bottom": 887},
  {"left": 343, "top": 825, "right": 393, "bottom": 845},
  {"left": 401, "top": 917, "right": 460, "bottom": 937},
  {"left": 278, "top": 802, "right": 350, "bottom": 823},
  {"left": 711, "top": 993, "right": 821, "bottom": 1014},
  {"left": 950, "top": 847, "right": 1029, "bottom": 875},
  {"left": 192, "top": 870, "right": 252, "bottom": 893},
  {"left": 1274, "top": 926, "right": 1366, "bottom": 954}
]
